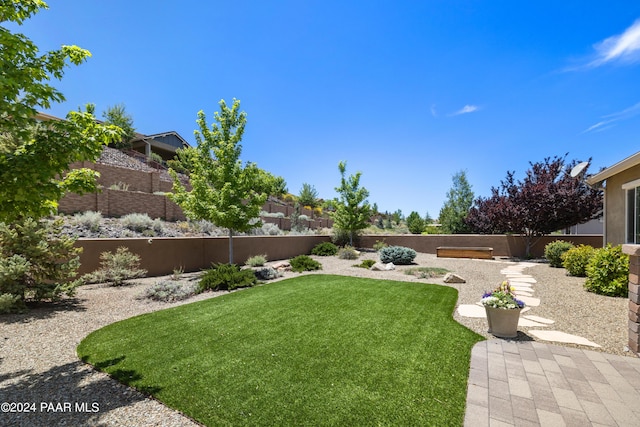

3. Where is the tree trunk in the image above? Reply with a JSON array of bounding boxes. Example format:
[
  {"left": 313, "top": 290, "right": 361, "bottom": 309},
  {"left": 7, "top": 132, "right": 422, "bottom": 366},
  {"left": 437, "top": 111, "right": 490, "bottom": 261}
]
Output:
[{"left": 228, "top": 229, "right": 234, "bottom": 264}]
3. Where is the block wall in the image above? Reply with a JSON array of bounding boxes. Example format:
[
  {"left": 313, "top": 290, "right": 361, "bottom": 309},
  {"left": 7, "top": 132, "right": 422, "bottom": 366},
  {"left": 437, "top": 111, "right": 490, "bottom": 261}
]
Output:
[{"left": 623, "top": 245, "right": 640, "bottom": 356}]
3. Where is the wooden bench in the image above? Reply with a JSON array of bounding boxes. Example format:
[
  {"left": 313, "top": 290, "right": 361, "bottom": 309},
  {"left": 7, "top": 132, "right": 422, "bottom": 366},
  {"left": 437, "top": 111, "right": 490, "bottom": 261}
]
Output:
[{"left": 436, "top": 246, "right": 494, "bottom": 260}]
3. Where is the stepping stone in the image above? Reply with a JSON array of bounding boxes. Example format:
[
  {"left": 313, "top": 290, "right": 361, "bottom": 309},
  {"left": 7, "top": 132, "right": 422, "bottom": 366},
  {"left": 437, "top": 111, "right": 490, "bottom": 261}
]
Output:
[
  {"left": 507, "top": 277, "right": 536, "bottom": 283},
  {"left": 514, "top": 290, "right": 533, "bottom": 297},
  {"left": 528, "top": 330, "right": 601, "bottom": 348},
  {"left": 517, "top": 296, "right": 540, "bottom": 307},
  {"left": 522, "top": 315, "right": 554, "bottom": 325},
  {"left": 510, "top": 282, "right": 534, "bottom": 289},
  {"left": 457, "top": 304, "right": 486, "bottom": 318},
  {"left": 518, "top": 318, "right": 549, "bottom": 327}
]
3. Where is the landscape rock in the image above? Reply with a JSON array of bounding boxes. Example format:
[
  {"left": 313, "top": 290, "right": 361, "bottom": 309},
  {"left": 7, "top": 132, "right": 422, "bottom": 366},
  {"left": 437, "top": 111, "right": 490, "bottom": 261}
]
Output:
[
  {"left": 443, "top": 273, "right": 466, "bottom": 283},
  {"left": 271, "top": 261, "right": 292, "bottom": 272},
  {"left": 370, "top": 262, "right": 396, "bottom": 271}
]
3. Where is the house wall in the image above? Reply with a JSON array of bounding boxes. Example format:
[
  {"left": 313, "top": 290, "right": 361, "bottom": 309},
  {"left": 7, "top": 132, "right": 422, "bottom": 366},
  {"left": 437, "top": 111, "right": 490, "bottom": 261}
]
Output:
[{"left": 604, "top": 163, "right": 640, "bottom": 245}]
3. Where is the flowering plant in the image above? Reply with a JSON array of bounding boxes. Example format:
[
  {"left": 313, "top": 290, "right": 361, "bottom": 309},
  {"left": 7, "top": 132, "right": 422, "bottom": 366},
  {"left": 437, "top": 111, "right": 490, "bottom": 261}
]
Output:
[{"left": 481, "top": 281, "right": 525, "bottom": 309}]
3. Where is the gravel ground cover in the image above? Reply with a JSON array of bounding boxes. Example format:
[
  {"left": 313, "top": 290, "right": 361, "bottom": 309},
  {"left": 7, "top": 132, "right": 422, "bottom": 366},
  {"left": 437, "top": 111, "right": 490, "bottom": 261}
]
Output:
[{"left": 0, "top": 252, "right": 631, "bottom": 426}]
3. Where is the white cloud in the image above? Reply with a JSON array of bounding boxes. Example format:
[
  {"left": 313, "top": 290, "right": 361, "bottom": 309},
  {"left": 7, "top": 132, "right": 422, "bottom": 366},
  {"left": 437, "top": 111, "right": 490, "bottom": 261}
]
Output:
[
  {"left": 451, "top": 104, "right": 479, "bottom": 116},
  {"left": 582, "top": 101, "right": 640, "bottom": 133},
  {"left": 588, "top": 19, "right": 640, "bottom": 67}
]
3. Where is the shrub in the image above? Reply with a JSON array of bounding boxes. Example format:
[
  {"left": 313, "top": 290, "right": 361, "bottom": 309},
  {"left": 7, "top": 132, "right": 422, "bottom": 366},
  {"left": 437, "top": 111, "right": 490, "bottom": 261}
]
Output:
[
  {"left": 585, "top": 245, "right": 629, "bottom": 297},
  {"left": 404, "top": 267, "right": 449, "bottom": 279},
  {"left": 109, "top": 181, "right": 129, "bottom": 191},
  {"left": 141, "top": 280, "right": 198, "bottom": 302},
  {"left": 544, "top": 240, "right": 575, "bottom": 268},
  {"left": 0, "top": 293, "right": 23, "bottom": 314},
  {"left": 246, "top": 254, "right": 267, "bottom": 267},
  {"left": 562, "top": 245, "right": 596, "bottom": 277},
  {"left": 337, "top": 246, "right": 359, "bottom": 260},
  {"left": 254, "top": 267, "right": 282, "bottom": 281},
  {"left": 0, "top": 219, "right": 81, "bottom": 310},
  {"left": 199, "top": 263, "right": 257, "bottom": 291},
  {"left": 379, "top": 246, "right": 417, "bottom": 265},
  {"left": 121, "top": 213, "right": 155, "bottom": 233},
  {"left": 73, "top": 211, "right": 103, "bottom": 232},
  {"left": 311, "top": 242, "right": 338, "bottom": 256},
  {"left": 373, "top": 239, "right": 388, "bottom": 252},
  {"left": 82, "top": 247, "right": 147, "bottom": 286},
  {"left": 354, "top": 259, "right": 376, "bottom": 269},
  {"left": 289, "top": 255, "right": 322, "bottom": 272},
  {"left": 331, "top": 228, "right": 359, "bottom": 247}
]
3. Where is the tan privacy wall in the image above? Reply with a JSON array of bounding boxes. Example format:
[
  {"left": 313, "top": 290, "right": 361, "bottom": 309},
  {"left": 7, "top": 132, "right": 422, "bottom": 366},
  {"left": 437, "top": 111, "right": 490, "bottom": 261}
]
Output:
[{"left": 76, "top": 234, "right": 603, "bottom": 276}]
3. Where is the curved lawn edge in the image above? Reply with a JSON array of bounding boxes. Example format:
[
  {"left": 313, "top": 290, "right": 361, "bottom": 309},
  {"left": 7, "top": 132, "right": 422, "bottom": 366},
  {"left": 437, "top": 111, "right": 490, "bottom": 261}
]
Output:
[{"left": 78, "top": 274, "right": 484, "bottom": 426}]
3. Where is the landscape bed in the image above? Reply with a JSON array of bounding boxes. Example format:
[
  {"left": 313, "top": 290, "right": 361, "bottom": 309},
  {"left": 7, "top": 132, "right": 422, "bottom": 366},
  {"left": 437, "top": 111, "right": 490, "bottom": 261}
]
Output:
[{"left": 77, "top": 274, "right": 484, "bottom": 426}]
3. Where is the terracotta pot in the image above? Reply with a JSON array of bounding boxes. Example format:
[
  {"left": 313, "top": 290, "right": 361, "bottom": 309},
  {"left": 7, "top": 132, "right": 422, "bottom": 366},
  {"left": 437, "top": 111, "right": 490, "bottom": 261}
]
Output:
[{"left": 484, "top": 306, "right": 521, "bottom": 338}]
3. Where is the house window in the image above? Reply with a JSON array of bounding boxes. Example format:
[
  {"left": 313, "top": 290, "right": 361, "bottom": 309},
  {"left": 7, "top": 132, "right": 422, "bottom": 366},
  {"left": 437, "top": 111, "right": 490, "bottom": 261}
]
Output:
[{"left": 626, "top": 184, "right": 640, "bottom": 244}]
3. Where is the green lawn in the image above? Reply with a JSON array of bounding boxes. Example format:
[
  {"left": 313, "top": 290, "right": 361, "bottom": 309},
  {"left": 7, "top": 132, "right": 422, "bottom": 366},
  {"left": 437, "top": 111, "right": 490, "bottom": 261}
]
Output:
[{"left": 78, "top": 275, "right": 483, "bottom": 426}]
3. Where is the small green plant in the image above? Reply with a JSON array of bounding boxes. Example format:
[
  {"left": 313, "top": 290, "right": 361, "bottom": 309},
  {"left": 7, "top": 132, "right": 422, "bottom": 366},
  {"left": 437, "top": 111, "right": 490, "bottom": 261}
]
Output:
[
  {"left": 245, "top": 254, "right": 267, "bottom": 267},
  {"left": 585, "top": 244, "right": 629, "bottom": 297},
  {"left": 73, "top": 211, "right": 103, "bottom": 232},
  {"left": 289, "top": 255, "right": 322, "bottom": 272},
  {"left": 199, "top": 263, "right": 257, "bottom": 291},
  {"left": 141, "top": 280, "right": 198, "bottom": 302},
  {"left": 379, "top": 246, "right": 417, "bottom": 265},
  {"left": 404, "top": 267, "right": 449, "bottom": 279},
  {"left": 311, "top": 242, "right": 339, "bottom": 256},
  {"left": 82, "top": 247, "right": 147, "bottom": 286},
  {"left": 121, "top": 213, "right": 156, "bottom": 233},
  {"left": 331, "top": 228, "right": 359, "bottom": 247},
  {"left": 562, "top": 245, "right": 596, "bottom": 277},
  {"left": 149, "top": 152, "right": 164, "bottom": 164},
  {"left": 337, "top": 246, "right": 359, "bottom": 260},
  {"left": 544, "top": 240, "right": 575, "bottom": 268},
  {"left": 0, "top": 293, "right": 23, "bottom": 314},
  {"left": 373, "top": 239, "right": 388, "bottom": 251},
  {"left": 108, "top": 181, "right": 130, "bottom": 191},
  {"left": 354, "top": 259, "right": 376, "bottom": 269},
  {"left": 171, "top": 266, "right": 184, "bottom": 281}
]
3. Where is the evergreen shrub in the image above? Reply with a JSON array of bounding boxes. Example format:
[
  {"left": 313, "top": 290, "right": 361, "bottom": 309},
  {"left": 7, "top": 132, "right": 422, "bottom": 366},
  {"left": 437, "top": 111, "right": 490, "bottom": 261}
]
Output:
[
  {"left": 289, "top": 255, "right": 322, "bottom": 272},
  {"left": 199, "top": 263, "right": 257, "bottom": 291},
  {"left": 311, "top": 242, "right": 338, "bottom": 256},
  {"left": 544, "top": 240, "right": 574, "bottom": 268},
  {"left": 585, "top": 245, "right": 629, "bottom": 297},
  {"left": 379, "top": 246, "right": 417, "bottom": 265},
  {"left": 562, "top": 245, "right": 596, "bottom": 277}
]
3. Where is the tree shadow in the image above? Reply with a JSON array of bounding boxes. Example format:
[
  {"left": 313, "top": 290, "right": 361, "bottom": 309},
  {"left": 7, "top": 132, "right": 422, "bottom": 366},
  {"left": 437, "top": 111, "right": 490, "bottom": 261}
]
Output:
[
  {"left": 0, "top": 356, "right": 162, "bottom": 426},
  {"left": 0, "top": 297, "right": 87, "bottom": 325}
]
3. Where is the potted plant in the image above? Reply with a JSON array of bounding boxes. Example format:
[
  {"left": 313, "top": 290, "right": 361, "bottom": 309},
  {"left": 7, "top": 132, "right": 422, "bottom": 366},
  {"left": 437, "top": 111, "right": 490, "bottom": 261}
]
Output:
[{"left": 481, "top": 281, "right": 525, "bottom": 338}]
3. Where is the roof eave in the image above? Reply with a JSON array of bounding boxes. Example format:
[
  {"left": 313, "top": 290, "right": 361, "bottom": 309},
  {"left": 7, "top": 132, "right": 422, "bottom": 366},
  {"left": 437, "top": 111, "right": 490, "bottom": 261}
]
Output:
[{"left": 586, "top": 150, "right": 640, "bottom": 186}]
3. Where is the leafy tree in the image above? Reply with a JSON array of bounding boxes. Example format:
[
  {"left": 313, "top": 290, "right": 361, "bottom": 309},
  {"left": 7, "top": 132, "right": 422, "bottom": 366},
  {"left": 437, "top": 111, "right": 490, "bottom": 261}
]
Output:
[
  {"left": 331, "top": 161, "right": 371, "bottom": 246},
  {"left": 270, "top": 175, "right": 288, "bottom": 199},
  {"left": 298, "top": 183, "right": 319, "bottom": 208},
  {"left": 465, "top": 155, "right": 603, "bottom": 256},
  {"left": 406, "top": 211, "right": 426, "bottom": 234},
  {"left": 439, "top": 170, "right": 474, "bottom": 234},
  {"left": 391, "top": 209, "right": 403, "bottom": 224},
  {"left": 0, "top": 1, "right": 122, "bottom": 222},
  {"left": 102, "top": 103, "right": 136, "bottom": 147},
  {"left": 169, "top": 99, "right": 276, "bottom": 264}
]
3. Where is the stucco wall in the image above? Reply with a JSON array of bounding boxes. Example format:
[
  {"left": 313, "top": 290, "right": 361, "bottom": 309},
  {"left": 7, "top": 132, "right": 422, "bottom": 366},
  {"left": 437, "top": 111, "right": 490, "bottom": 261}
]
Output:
[
  {"left": 605, "top": 163, "right": 640, "bottom": 245},
  {"left": 76, "top": 234, "right": 603, "bottom": 277}
]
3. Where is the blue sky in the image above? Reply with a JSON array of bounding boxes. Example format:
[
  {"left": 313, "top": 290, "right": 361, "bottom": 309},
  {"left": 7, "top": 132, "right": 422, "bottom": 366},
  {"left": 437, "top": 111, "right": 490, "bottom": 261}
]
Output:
[{"left": 15, "top": 1, "right": 640, "bottom": 218}]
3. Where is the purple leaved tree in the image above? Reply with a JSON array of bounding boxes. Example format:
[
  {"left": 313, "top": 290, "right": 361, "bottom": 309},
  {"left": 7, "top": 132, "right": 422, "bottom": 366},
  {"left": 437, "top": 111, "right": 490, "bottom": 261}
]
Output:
[{"left": 465, "top": 155, "right": 603, "bottom": 257}]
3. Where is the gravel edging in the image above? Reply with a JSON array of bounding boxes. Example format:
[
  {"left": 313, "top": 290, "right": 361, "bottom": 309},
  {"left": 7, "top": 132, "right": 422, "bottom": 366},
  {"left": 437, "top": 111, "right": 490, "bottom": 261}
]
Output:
[{"left": 0, "top": 252, "right": 632, "bottom": 426}]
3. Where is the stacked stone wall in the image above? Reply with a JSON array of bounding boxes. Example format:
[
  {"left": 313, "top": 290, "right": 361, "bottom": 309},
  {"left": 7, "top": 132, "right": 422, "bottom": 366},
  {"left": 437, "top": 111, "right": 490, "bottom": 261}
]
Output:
[{"left": 623, "top": 245, "right": 640, "bottom": 356}]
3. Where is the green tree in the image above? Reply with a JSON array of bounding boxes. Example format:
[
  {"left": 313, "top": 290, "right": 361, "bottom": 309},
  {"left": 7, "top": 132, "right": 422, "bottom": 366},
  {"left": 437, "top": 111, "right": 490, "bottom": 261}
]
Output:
[
  {"left": 0, "top": 1, "right": 122, "bottom": 222},
  {"left": 298, "top": 183, "right": 319, "bottom": 208},
  {"left": 406, "top": 211, "right": 426, "bottom": 234},
  {"left": 439, "top": 170, "right": 474, "bottom": 234},
  {"left": 169, "top": 99, "right": 275, "bottom": 264},
  {"left": 102, "top": 103, "right": 136, "bottom": 147},
  {"left": 331, "top": 161, "right": 371, "bottom": 246}
]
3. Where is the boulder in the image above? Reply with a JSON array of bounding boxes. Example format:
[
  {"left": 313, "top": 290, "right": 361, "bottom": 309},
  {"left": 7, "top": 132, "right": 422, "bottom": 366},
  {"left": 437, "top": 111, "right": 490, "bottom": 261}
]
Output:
[
  {"left": 271, "top": 261, "right": 291, "bottom": 272},
  {"left": 443, "top": 273, "right": 466, "bottom": 283},
  {"left": 370, "top": 262, "right": 396, "bottom": 271}
]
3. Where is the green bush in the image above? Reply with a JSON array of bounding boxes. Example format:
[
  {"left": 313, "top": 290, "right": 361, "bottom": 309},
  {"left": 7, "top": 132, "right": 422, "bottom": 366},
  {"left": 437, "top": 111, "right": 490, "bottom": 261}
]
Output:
[
  {"left": 379, "top": 246, "right": 417, "bottom": 265},
  {"left": 311, "top": 242, "right": 338, "bottom": 256},
  {"left": 373, "top": 239, "right": 388, "bottom": 251},
  {"left": 254, "top": 267, "right": 282, "bottom": 281},
  {"left": 121, "top": 213, "right": 163, "bottom": 234},
  {"left": 289, "top": 255, "right": 322, "bottom": 272},
  {"left": 0, "top": 293, "right": 23, "bottom": 314},
  {"left": 331, "top": 228, "right": 360, "bottom": 247},
  {"left": 141, "top": 281, "right": 198, "bottom": 302},
  {"left": 544, "top": 240, "right": 575, "bottom": 268},
  {"left": 337, "top": 246, "right": 359, "bottom": 260},
  {"left": 354, "top": 259, "right": 376, "bottom": 269},
  {"left": 82, "top": 247, "right": 147, "bottom": 286},
  {"left": 0, "top": 219, "right": 81, "bottom": 310},
  {"left": 73, "top": 211, "right": 103, "bottom": 232},
  {"left": 562, "top": 245, "right": 596, "bottom": 277},
  {"left": 585, "top": 245, "right": 629, "bottom": 297},
  {"left": 199, "top": 263, "right": 257, "bottom": 291},
  {"left": 245, "top": 254, "right": 267, "bottom": 267}
]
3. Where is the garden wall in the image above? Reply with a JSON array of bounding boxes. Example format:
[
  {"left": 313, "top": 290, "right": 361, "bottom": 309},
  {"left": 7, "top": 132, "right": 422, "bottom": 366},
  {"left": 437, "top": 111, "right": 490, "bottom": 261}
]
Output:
[{"left": 76, "top": 234, "right": 602, "bottom": 277}]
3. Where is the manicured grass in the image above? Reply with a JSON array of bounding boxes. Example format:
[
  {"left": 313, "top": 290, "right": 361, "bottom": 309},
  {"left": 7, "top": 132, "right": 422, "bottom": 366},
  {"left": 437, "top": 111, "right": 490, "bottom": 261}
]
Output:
[{"left": 78, "top": 275, "right": 483, "bottom": 426}]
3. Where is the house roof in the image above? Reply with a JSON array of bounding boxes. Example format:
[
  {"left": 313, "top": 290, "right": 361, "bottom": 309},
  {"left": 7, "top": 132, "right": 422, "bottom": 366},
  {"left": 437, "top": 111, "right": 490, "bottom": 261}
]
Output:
[
  {"left": 586, "top": 150, "right": 640, "bottom": 186},
  {"left": 131, "top": 131, "right": 190, "bottom": 148}
]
